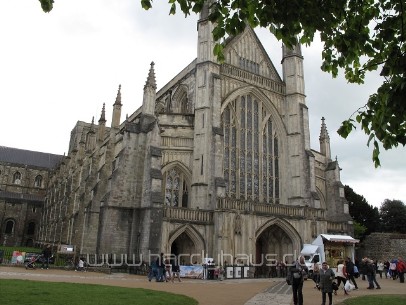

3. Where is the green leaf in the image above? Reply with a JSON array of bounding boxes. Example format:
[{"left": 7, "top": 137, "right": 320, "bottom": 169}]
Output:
[
  {"left": 39, "top": 0, "right": 54, "bottom": 12},
  {"left": 141, "top": 0, "right": 152, "bottom": 10}
]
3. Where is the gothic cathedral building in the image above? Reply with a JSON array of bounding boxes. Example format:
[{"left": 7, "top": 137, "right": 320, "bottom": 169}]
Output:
[{"left": 35, "top": 9, "right": 353, "bottom": 273}]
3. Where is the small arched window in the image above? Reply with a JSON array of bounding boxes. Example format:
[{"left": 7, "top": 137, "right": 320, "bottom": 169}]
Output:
[
  {"left": 13, "top": 172, "right": 22, "bottom": 184},
  {"left": 34, "top": 175, "right": 43, "bottom": 187},
  {"left": 5, "top": 219, "right": 15, "bottom": 234}
]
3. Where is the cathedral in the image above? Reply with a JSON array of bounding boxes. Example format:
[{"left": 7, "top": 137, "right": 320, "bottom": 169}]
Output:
[{"left": 1, "top": 7, "right": 353, "bottom": 275}]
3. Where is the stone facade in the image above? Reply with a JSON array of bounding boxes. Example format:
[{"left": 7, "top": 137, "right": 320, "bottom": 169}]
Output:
[
  {"left": 2, "top": 7, "right": 354, "bottom": 276},
  {"left": 0, "top": 146, "right": 63, "bottom": 246},
  {"left": 358, "top": 233, "right": 406, "bottom": 261}
]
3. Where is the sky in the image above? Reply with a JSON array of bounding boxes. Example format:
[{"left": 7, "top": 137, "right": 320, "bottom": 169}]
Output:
[{"left": 1, "top": 0, "right": 405, "bottom": 208}]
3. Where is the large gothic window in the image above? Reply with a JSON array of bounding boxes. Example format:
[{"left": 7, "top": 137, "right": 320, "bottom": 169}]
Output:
[
  {"left": 223, "top": 94, "right": 280, "bottom": 203},
  {"left": 164, "top": 168, "right": 189, "bottom": 207}
]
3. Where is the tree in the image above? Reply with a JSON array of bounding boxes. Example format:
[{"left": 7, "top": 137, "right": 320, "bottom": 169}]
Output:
[
  {"left": 39, "top": 0, "right": 406, "bottom": 167},
  {"left": 352, "top": 221, "right": 367, "bottom": 241},
  {"left": 345, "top": 185, "right": 380, "bottom": 237},
  {"left": 379, "top": 199, "right": 406, "bottom": 233}
]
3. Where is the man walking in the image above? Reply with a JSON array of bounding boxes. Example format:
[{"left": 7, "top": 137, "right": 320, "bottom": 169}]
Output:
[
  {"left": 41, "top": 244, "right": 52, "bottom": 269},
  {"left": 287, "top": 256, "right": 307, "bottom": 305},
  {"left": 345, "top": 257, "right": 358, "bottom": 289}
]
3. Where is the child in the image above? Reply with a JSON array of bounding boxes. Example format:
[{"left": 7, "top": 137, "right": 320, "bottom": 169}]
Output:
[{"left": 76, "top": 258, "right": 86, "bottom": 271}]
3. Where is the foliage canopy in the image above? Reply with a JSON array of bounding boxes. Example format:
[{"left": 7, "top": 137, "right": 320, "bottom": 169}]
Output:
[
  {"left": 345, "top": 185, "right": 380, "bottom": 238},
  {"left": 379, "top": 199, "right": 406, "bottom": 233},
  {"left": 39, "top": 0, "right": 406, "bottom": 166}
]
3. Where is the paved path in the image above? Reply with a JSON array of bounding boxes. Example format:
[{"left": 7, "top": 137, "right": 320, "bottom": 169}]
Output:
[
  {"left": 245, "top": 281, "right": 292, "bottom": 305},
  {"left": 1, "top": 266, "right": 405, "bottom": 305}
]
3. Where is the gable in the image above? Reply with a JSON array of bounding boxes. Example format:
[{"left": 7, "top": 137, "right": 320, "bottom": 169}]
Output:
[{"left": 222, "top": 27, "right": 282, "bottom": 83}]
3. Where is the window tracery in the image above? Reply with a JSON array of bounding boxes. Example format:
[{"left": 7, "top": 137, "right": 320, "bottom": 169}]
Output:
[
  {"left": 164, "top": 168, "right": 189, "bottom": 207},
  {"left": 222, "top": 94, "right": 280, "bottom": 203}
]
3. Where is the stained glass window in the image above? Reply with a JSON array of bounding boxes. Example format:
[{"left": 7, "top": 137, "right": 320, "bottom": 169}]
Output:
[
  {"left": 164, "top": 168, "right": 189, "bottom": 207},
  {"left": 222, "top": 94, "right": 280, "bottom": 203}
]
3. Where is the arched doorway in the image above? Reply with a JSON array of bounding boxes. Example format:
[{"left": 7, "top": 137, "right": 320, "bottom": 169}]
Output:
[
  {"left": 168, "top": 225, "right": 205, "bottom": 266},
  {"left": 255, "top": 220, "right": 301, "bottom": 278}
]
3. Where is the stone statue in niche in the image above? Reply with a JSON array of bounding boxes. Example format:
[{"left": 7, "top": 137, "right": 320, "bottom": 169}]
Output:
[{"left": 234, "top": 213, "right": 242, "bottom": 235}]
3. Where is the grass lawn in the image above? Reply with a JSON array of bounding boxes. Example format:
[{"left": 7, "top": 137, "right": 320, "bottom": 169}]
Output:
[
  {"left": 337, "top": 295, "right": 406, "bottom": 305},
  {"left": 0, "top": 279, "right": 198, "bottom": 305}
]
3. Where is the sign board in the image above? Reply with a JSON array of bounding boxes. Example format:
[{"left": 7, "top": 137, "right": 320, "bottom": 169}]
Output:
[
  {"left": 58, "top": 244, "right": 75, "bottom": 253},
  {"left": 11, "top": 251, "right": 24, "bottom": 264},
  {"left": 179, "top": 265, "right": 203, "bottom": 278}
]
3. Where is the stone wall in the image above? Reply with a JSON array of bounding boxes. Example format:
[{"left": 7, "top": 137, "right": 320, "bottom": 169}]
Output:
[{"left": 357, "top": 232, "right": 406, "bottom": 261}]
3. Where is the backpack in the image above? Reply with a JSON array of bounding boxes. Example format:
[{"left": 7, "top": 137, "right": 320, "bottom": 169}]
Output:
[
  {"left": 353, "top": 265, "right": 359, "bottom": 277},
  {"left": 290, "top": 267, "right": 304, "bottom": 279}
]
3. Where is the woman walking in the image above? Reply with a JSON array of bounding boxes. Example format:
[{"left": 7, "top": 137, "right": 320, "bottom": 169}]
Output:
[
  {"left": 335, "top": 259, "right": 349, "bottom": 295},
  {"left": 318, "top": 262, "right": 336, "bottom": 305}
]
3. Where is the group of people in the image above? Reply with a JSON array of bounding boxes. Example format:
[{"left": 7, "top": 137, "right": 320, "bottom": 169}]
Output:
[
  {"left": 288, "top": 254, "right": 406, "bottom": 305},
  {"left": 288, "top": 256, "right": 360, "bottom": 305},
  {"left": 358, "top": 256, "right": 405, "bottom": 286},
  {"left": 148, "top": 253, "right": 181, "bottom": 283},
  {"left": 287, "top": 256, "right": 342, "bottom": 305},
  {"left": 380, "top": 257, "right": 406, "bottom": 282}
]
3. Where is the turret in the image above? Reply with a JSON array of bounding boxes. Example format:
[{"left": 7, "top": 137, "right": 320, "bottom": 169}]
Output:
[
  {"left": 281, "top": 44, "right": 305, "bottom": 99},
  {"left": 86, "top": 117, "right": 96, "bottom": 152},
  {"left": 197, "top": 0, "right": 217, "bottom": 63},
  {"left": 319, "top": 117, "right": 331, "bottom": 160},
  {"left": 97, "top": 103, "right": 106, "bottom": 142},
  {"left": 111, "top": 85, "right": 122, "bottom": 128},
  {"left": 142, "top": 62, "right": 157, "bottom": 116}
]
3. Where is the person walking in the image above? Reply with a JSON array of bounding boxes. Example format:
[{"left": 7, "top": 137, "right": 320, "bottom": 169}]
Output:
[
  {"left": 171, "top": 256, "right": 182, "bottom": 282},
  {"left": 371, "top": 259, "right": 382, "bottom": 289},
  {"left": 148, "top": 258, "right": 159, "bottom": 282},
  {"left": 377, "top": 260, "right": 384, "bottom": 279},
  {"left": 287, "top": 256, "right": 307, "bottom": 305},
  {"left": 390, "top": 259, "right": 398, "bottom": 279},
  {"left": 312, "top": 261, "right": 320, "bottom": 288},
  {"left": 335, "top": 259, "right": 349, "bottom": 295},
  {"left": 397, "top": 257, "right": 406, "bottom": 283},
  {"left": 366, "top": 259, "right": 381, "bottom": 289},
  {"left": 158, "top": 253, "right": 166, "bottom": 282},
  {"left": 345, "top": 257, "right": 358, "bottom": 290},
  {"left": 360, "top": 257, "right": 368, "bottom": 281},
  {"left": 40, "top": 244, "right": 52, "bottom": 269},
  {"left": 383, "top": 260, "right": 390, "bottom": 278},
  {"left": 317, "top": 262, "right": 335, "bottom": 305},
  {"left": 164, "top": 256, "right": 172, "bottom": 282}
]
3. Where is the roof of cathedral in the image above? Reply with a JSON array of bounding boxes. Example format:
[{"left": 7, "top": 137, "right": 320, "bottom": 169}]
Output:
[{"left": 0, "top": 146, "right": 64, "bottom": 169}]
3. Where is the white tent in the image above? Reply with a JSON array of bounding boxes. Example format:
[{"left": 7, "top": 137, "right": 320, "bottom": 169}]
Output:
[{"left": 313, "top": 234, "right": 359, "bottom": 245}]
